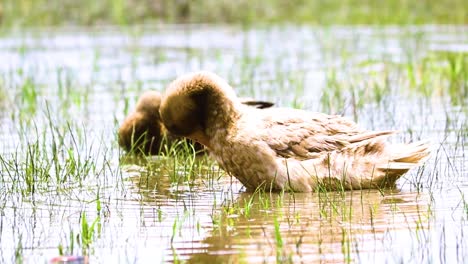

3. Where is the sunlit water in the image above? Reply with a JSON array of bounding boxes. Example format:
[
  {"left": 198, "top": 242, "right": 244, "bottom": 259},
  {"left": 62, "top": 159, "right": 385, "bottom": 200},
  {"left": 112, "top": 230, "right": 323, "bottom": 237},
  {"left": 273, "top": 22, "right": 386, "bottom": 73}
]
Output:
[{"left": 0, "top": 25, "right": 467, "bottom": 263}]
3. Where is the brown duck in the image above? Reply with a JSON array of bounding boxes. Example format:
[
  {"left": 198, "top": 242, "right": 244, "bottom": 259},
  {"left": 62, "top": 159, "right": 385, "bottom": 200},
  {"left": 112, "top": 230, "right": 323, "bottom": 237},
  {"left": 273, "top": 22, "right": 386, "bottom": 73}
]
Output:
[
  {"left": 118, "top": 90, "right": 273, "bottom": 155},
  {"left": 160, "top": 71, "right": 431, "bottom": 192}
]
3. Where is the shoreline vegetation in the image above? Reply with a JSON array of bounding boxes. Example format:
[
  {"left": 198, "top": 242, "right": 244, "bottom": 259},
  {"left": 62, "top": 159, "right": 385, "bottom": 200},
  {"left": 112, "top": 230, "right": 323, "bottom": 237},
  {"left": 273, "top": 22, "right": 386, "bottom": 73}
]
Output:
[{"left": 0, "top": 0, "right": 466, "bottom": 29}]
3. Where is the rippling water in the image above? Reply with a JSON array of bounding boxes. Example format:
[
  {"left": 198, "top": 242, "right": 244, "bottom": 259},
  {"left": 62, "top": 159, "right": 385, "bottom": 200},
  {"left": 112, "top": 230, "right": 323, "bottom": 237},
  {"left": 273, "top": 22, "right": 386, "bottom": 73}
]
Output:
[{"left": 0, "top": 25, "right": 467, "bottom": 263}]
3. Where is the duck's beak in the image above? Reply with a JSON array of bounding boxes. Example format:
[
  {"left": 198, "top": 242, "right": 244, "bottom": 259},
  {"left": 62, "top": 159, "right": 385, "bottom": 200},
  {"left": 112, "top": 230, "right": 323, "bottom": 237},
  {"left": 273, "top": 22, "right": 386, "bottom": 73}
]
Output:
[{"left": 187, "top": 130, "right": 211, "bottom": 149}]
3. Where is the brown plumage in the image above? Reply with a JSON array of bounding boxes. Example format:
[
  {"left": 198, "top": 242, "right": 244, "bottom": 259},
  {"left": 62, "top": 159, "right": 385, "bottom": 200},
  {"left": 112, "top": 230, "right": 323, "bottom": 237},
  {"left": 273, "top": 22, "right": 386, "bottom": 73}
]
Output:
[
  {"left": 160, "top": 71, "right": 431, "bottom": 192},
  {"left": 118, "top": 91, "right": 174, "bottom": 154},
  {"left": 118, "top": 90, "right": 273, "bottom": 155}
]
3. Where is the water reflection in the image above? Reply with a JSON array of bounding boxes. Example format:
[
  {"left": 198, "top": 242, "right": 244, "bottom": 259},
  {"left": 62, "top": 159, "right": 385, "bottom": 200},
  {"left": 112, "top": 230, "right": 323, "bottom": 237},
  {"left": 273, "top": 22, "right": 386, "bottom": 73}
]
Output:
[
  {"left": 189, "top": 190, "right": 431, "bottom": 263},
  {"left": 124, "top": 161, "right": 431, "bottom": 263}
]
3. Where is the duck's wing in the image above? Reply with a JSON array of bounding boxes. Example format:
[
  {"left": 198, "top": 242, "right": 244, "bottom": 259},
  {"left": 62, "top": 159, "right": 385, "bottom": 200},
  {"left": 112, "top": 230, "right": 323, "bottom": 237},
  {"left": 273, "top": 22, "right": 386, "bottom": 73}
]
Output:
[{"left": 255, "top": 108, "right": 395, "bottom": 160}]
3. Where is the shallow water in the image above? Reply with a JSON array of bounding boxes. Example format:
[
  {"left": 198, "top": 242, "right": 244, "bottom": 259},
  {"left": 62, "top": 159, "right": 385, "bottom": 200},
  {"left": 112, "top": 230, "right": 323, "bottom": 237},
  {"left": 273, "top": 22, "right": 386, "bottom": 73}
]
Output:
[{"left": 0, "top": 25, "right": 467, "bottom": 263}]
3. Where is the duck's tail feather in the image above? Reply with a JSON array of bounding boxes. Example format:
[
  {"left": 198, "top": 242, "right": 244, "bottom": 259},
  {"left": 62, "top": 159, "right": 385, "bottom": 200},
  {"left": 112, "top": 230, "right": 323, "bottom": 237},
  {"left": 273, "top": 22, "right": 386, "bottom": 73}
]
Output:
[
  {"left": 389, "top": 140, "right": 432, "bottom": 164},
  {"left": 298, "top": 139, "right": 431, "bottom": 190},
  {"left": 377, "top": 140, "right": 431, "bottom": 178}
]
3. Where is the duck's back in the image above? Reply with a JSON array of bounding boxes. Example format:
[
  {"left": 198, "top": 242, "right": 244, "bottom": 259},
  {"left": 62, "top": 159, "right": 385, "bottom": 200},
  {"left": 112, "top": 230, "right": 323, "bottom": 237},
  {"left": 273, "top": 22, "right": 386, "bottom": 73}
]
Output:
[{"left": 249, "top": 107, "right": 393, "bottom": 160}]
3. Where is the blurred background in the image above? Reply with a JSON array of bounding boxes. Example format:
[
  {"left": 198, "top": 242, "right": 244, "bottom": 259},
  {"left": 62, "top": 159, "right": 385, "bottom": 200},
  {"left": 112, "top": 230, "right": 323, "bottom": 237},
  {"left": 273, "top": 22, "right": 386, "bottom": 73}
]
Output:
[{"left": 0, "top": 0, "right": 466, "bottom": 28}]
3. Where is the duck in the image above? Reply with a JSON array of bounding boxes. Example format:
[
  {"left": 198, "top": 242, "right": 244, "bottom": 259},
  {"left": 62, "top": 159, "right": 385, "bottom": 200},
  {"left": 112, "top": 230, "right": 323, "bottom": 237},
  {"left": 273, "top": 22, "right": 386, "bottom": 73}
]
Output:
[
  {"left": 118, "top": 91, "right": 173, "bottom": 155},
  {"left": 118, "top": 90, "right": 274, "bottom": 155},
  {"left": 159, "top": 71, "right": 431, "bottom": 192}
]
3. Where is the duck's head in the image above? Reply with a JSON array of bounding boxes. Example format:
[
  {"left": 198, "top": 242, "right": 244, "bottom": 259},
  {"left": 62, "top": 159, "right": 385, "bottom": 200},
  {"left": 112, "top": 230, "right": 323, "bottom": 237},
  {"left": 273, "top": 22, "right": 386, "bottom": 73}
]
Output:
[
  {"left": 118, "top": 91, "right": 164, "bottom": 154},
  {"left": 160, "top": 71, "right": 238, "bottom": 149},
  {"left": 134, "top": 90, "right": 162, "bottom": 115}
]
